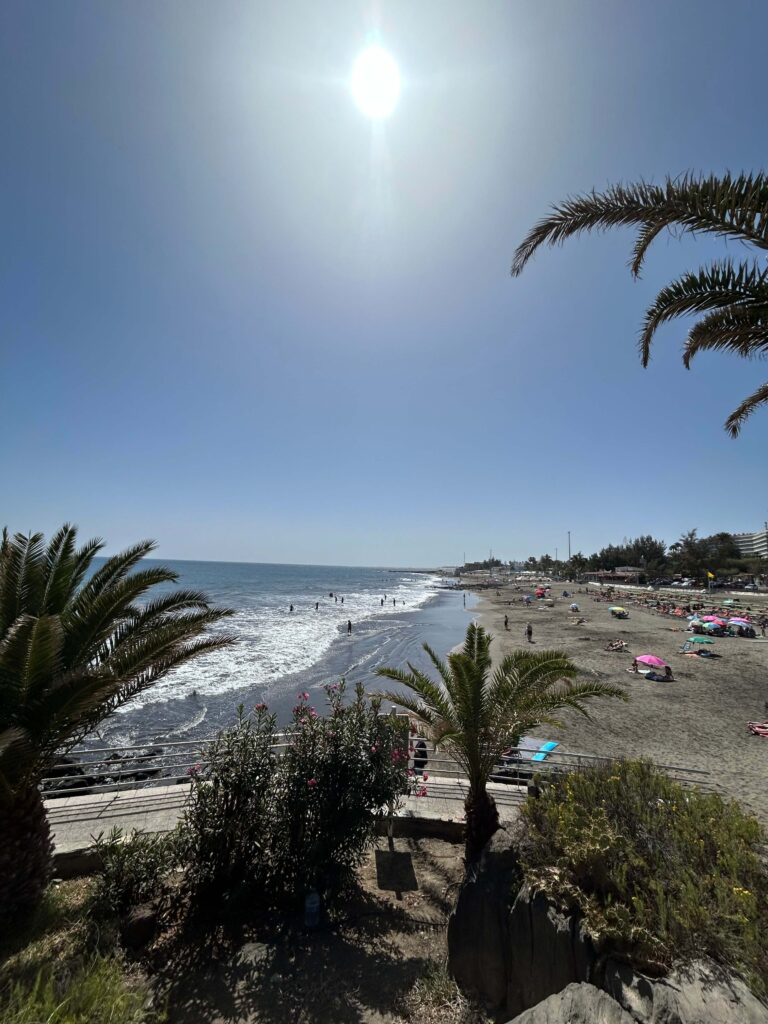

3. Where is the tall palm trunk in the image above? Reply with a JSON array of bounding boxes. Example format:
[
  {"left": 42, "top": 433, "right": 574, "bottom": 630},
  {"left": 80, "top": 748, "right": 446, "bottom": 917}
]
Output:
[
  {"left": 464, "top": 782, "right": 499, "bottom": 864},
  {"left": 0, "top": 782, "right": 54, "bottom": 924}
]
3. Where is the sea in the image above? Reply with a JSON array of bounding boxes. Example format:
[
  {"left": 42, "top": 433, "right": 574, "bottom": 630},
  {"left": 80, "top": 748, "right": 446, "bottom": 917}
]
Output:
[{"left": 94, "top": 560, "right": 477, "bottom": 748}]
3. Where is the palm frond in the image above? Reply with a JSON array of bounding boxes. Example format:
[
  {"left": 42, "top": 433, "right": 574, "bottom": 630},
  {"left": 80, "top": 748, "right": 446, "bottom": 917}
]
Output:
[
  {"left": 724, "top": 380, "right": 768, "bottom": 437},
  {"left": 639, "top": 261, "right": 768, "bottom": 365},
  {"left": 511, "top": 172, "right": 768, "bottom": 278},
  {"left": 682, "top": 305, "right": 768, "bottom": 367}
]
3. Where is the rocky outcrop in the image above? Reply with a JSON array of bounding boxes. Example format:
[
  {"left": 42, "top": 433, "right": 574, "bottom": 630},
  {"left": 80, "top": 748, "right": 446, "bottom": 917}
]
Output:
[
  {"left": 447, "top": 828, "right": 521, "bottom": 1011},
  {"left": 505, "top": 885, "right": 595, "bottom": 1018},
  {"left": 603, "top": 958, "right": 768, "bottom": 1024},
  {"left": 508, "top": 983, "right": 634, "bottom": 1023},
  {"left": 449, "top": 834, "right": 768, "bottom": 1023}
]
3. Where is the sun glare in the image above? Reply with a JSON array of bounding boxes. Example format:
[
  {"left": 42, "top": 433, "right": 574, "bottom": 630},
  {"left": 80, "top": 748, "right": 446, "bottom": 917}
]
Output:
[{"left": 350, "top": 46, "right": 401, "bottom": 119}]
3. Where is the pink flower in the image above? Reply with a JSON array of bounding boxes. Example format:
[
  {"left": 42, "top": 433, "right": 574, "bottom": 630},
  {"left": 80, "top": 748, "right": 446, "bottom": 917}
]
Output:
[
  {"left": 307, "top": 778, "right": 317, "bottom": 787},
  {"left": 254, "top": 702, "right": 268, "bottom": 712},
  {"left": 187, "top": 762, "right": 202, "bottom": 777},
  {"left": 407, "top": 768, "right": 415, "bottom": 777},
  {"left": 298, "top": 691, "right": 310, "bottom": 701},
  {"left": 422, "top": 772, "right": 429, "bottom": 782},
  {"left": 416, "top": 786, "right": 428, "bottom": 798}
]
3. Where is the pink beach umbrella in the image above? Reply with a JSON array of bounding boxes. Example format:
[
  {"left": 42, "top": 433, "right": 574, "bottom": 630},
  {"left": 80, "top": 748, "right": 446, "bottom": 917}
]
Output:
[
  {"left": 701, "top": 615, "right": 726, "bottom": 625},
  {"left": 635, "top": 654, "right": 668, "bottom": 667},
  {"left": 729, "top": 617, "right": 751, "bottom": 625}
]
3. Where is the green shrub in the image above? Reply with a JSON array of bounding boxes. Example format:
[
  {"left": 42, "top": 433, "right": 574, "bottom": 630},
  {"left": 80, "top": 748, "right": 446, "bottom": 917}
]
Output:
[
  {"left": 269, "top": 682, "right": 410, "bottom": 896},
  {"left": 88, "top": 828, "right": 178, "bottom": 924},
  {"left": 0, "top": 955, "right": 158, "bottom": 1024},
  {"left": 177, "top": 703, "right": 279, "bottom": 902},
  {"left": 521, "top": 761, "right": 768, "bottom": 989},
  {"left": 178, "top": 684, "right": 410, "bottom": 907}
]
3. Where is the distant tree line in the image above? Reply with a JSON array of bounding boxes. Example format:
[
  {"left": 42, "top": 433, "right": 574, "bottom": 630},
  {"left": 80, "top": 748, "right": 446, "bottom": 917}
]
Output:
[{"left": 524, "top": 530, "right": 766, "bottom": 582}]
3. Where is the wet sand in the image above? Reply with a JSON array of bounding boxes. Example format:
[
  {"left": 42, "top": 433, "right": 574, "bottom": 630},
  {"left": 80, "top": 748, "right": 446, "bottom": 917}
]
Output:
[{"left": 471, "top": 584, "right": 768, "bottom": 823}]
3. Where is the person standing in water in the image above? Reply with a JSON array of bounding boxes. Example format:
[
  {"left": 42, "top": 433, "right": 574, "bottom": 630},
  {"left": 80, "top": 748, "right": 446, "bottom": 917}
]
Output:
[
  {"left": 290, "top": 604, "right": 294, "bottom": 613},
  {"left": 341, "top": 596, "right": 344, "bottom": 605},
  {"left": 315, "top": 601, "right": 319, "bottom": 611},
  {"left": 347, "top": 619, "right": 352, "bottom": 634},
  {"left": 380, "top": 598, "right": 384, "bottom": 607}
]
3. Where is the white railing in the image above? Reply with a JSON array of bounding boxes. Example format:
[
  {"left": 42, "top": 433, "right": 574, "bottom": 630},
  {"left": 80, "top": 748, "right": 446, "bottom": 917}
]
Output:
[{"left": 41, "top": 733, "right": 711, "bottom": 799}]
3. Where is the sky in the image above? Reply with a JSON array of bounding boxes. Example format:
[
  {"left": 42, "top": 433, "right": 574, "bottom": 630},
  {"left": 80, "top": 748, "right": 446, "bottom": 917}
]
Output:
[{"left": 3, "top": 0, "right": 768, "bottom": 567}]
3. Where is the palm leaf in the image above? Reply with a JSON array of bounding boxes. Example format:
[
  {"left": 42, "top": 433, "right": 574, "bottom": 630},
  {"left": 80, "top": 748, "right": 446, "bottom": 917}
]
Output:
[
  {"left": 511, "top": 172, "right": 768, "bottom": 278},
  {"left": 724, "top": 380, "right": 768, "bottom": 437},
  {"left": 639, "top": 261, "right": 768, "bottom": 365}
]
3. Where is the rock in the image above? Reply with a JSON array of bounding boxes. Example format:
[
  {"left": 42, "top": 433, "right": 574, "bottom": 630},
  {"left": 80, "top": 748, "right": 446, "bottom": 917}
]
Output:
[
  {"left": 120, "top": 904, "right": 158, "bottom": 950},
  {"left": 505, "top": 884, "right": 595, "bottom": 1019},
  {"left": 603, "top": 958, "right": 768, "bottom": 1024},
  {"left": 448, "top": 828, "right": 521, "bottom": 1012},
  {"left": 507, "top": 982, "right": 635, "bottom": 1023}
]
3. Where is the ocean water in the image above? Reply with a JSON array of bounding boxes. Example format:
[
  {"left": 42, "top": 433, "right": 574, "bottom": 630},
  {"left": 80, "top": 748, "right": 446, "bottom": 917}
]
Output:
[{"left": 94, "top": 560, "right": 476, "bottom": 747}]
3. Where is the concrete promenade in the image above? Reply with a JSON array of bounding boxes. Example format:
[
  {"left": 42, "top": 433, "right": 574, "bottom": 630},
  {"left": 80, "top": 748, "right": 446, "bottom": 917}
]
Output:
[{"left": 46, "top": 777, "right": 524, "bottom": 872}]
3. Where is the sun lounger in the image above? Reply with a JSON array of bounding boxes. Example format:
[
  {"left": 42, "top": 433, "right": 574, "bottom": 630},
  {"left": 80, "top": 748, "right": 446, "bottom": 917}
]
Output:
[{"left": 748, "top": 721, "right": 768, "bottom": 737}]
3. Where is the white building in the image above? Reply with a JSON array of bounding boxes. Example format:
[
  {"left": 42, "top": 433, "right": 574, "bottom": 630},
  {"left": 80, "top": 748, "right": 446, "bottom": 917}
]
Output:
[{"left": 733, "top": 527, "right": 768, "bottom": 560}]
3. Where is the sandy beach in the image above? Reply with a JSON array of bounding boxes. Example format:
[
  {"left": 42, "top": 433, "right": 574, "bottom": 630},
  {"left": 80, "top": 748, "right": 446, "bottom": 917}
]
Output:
[{"left": 469, "top": 582, "right": 768, "bottom": 823}]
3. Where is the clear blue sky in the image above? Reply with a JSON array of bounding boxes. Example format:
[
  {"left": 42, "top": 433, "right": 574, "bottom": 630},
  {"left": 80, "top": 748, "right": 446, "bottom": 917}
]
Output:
[{"left": 3, "top": 0, "right": 767, "bottom": 566}]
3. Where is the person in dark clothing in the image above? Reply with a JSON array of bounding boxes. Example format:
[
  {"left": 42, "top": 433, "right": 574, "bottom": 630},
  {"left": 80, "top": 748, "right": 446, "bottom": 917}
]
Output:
[
  {"left": 413, "top": 737, "right": 428, "bottom": 776},
  {"left": 347, "top": 619, "right": 352, "bottom": 634},
  {"left": 504, "top": 614, "right": 509, "bottom": 630},
  {"left": 526, "top": 623, "right": 533, "bottom": 643}
]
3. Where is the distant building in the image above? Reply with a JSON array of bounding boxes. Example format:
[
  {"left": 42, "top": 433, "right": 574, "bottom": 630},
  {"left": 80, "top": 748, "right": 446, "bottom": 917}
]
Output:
[
  {"left": 733, "top": 528, "right": 768, "bottom": 560},
  {"left": 584, "top": 567, "right": 644, "bottom": 584}
]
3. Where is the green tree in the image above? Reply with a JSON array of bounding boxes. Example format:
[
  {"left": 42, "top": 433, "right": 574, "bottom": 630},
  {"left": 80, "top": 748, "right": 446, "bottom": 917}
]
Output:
[
  {"left": 511, "top": 172, "right": 768, "bottom": 435},
  {"left": 376, "top": 623, "right": 625, "bottom": 863},
  {"left": 0, "top": 525, "right": 235, "bottom": 924}
]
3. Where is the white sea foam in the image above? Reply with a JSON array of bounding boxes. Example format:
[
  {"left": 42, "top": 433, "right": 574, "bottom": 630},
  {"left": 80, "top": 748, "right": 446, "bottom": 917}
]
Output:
[{"left": 120, "top": 572, "right": 441, "bottom": 711}]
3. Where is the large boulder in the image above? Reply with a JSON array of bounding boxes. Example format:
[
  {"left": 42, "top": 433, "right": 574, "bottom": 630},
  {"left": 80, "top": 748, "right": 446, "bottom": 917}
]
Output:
[
  {"left": 505, "top": 884, "right": 595, "bottom": 1018},
  {"left": 448, "top": 828, "right": 521, "bottom": 1011},
  {"left": 507, "top": 982, "right": 634, "bottom": 1024},
  {"left": 603, "top": 958, "right": 768, "bottom": 1024}
]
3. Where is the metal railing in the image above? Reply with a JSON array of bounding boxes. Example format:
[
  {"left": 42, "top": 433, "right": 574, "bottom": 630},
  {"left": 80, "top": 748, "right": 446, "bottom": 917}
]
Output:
[{"left": 41, "top": 733, "right": 712, "bottom": 800}]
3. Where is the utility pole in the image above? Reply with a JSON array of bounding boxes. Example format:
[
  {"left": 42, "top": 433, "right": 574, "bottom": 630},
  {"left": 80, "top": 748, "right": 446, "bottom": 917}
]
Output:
[{"left": 568, "top": 531, "right": 571, "bottom": 560}]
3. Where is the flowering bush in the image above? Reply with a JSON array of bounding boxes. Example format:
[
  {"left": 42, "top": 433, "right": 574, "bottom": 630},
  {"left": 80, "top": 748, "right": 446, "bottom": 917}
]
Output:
[
  {"left": 269, "top": 682, "right": 411, "bottom": 898},
  {"left": 179, "top": 684, "right": 411, "bottom": 908}
]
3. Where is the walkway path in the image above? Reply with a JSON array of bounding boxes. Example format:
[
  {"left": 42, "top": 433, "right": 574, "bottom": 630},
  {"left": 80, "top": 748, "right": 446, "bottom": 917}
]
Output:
[{"left": 46, "top": 777, "right": 524, "bottom": 868}]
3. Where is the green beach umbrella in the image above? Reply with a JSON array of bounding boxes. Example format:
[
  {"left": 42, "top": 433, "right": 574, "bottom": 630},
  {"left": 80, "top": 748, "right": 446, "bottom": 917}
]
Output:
[{"left": 687, "top": 636, "right": 714, "bottom": 644}]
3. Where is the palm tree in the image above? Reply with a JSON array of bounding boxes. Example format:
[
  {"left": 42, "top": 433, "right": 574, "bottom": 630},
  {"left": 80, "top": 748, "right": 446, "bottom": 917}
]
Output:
[
  {"left": 511, "top": 172, "right": 768, "bottom": 435},
  {"left": 376, "top": 623, "right": 625, "bottom": 863},
  {"left": 0, "top": 525, "right": 236, "bottom": 923}
]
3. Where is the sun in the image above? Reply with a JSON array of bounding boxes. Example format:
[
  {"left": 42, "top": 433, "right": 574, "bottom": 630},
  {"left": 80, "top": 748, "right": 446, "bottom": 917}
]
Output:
[{"left": 350, "top": 46, "right": 401, "bottom": 119}]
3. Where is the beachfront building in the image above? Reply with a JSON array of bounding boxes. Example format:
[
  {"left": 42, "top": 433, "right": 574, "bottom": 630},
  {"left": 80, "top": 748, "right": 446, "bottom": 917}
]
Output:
[
  {"left": 733, "top": 527, "right": 768, "bottom": 560},
  {"left": 583, "top": 566, "right": 645, "bottom": 585}
]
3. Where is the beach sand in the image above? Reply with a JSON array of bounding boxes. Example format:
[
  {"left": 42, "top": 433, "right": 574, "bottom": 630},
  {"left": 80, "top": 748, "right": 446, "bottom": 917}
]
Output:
[{"left": 469, "top": 583, "right": 768, "bottom": 823}]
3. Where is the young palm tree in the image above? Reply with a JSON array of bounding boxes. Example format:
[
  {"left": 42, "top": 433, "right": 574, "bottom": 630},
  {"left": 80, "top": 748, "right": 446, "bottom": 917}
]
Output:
[
  {"left": 511, "top": 172, "right": 768, "bottom": 435},
  {"left": 376, "top": 623, "right": 625, "bottom": 863},
  {"left": 0, "top": 525, "right": 236, "bottom": 923}
]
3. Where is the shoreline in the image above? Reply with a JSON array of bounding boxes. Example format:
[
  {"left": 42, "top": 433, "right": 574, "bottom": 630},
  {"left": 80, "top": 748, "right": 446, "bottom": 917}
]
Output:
[{"left": 468, "top": 581, "right": 768, "bottom": 822}]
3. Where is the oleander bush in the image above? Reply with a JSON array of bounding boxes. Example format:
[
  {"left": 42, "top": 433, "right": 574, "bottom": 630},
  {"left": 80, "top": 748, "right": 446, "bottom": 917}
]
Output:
[
  {"left": 178, "top": 683, "right": 410, "bottom": 908},
  {"left": 521, "top": 761, "right": 768, "bottom": 990}
]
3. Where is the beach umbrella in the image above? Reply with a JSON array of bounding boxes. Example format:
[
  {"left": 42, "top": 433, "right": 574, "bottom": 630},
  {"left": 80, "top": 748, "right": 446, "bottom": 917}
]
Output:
[
  {"left": 687, "top": 636, "right": 714, "bottom": 644},
  {"left": 723, "top": 599, "right": 736, "bottom": 605},
  {"left": 729, "top": 617, "right": 751, "bottom": 625},
  {"left": 611, "top": 606, "right": 626, "bottom": 613},
  {"left": 702, "top": 621, "right": 721, "bottom": 631},
  {"left": 635, "top": 654, "right": 668, "bottom": 667},
  {"left": 701, "top": 615, "right": 727, "bottom": 625}
]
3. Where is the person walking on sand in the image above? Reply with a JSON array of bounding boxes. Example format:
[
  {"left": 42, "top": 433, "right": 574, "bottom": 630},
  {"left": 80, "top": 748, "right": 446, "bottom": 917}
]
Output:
[
  {"left": 347, "top": 619, "right": 352, "bottom": 635},
  {"left": 504, "top": 614, "right": 509, "bottom": 630},
  {"left": 526, "top": 623, "right": 533, "bottom": 643}
]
